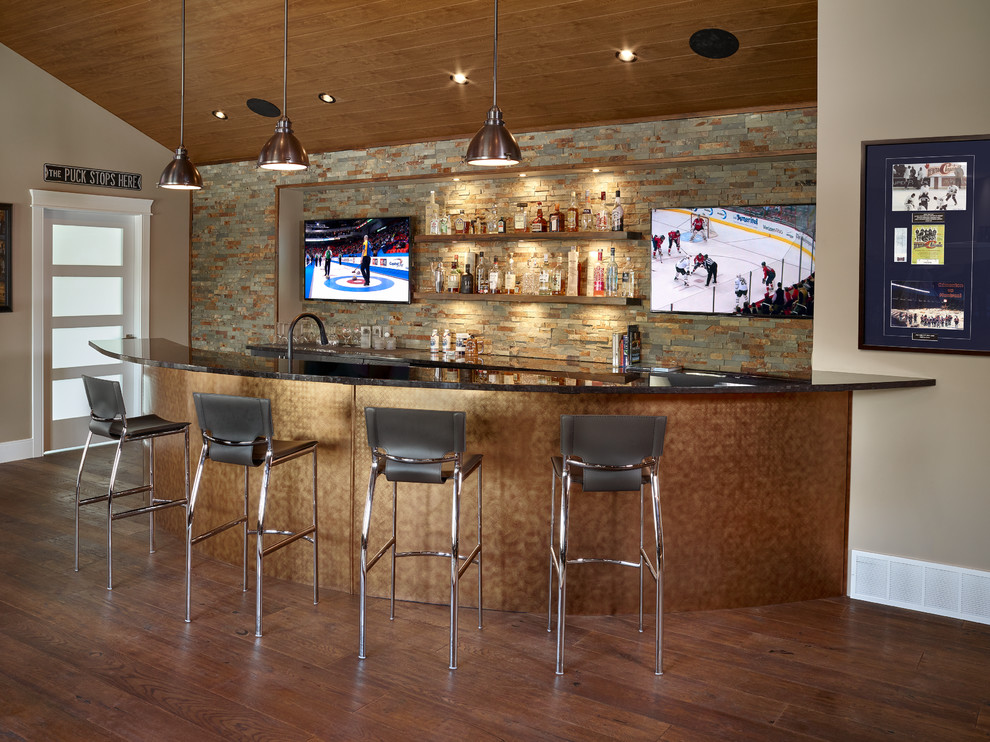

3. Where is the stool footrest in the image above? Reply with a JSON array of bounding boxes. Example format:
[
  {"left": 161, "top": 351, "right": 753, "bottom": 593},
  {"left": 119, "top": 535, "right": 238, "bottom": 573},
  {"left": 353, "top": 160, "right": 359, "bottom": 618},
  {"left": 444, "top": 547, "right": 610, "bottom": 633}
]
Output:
[
  {"left": 569, "top": 557, "right": 640, "bottom": 568},
  {"left": 78, "top": 482, "right": 154, "bottom": 507},
  {"left": 190, "top": 516, "right": 247, "bottom": 545},
  {"left": 261, "top": 525, "right": 316, "bottom": 557},
  {"left": 366, "top": 537, "right": 396, "bottom": 572},
  {"left": 457, "top": 544, "right": 482, "bottom": 578},
  {"left": 110, "top": 498, "right": 187, "bottom": 521}
]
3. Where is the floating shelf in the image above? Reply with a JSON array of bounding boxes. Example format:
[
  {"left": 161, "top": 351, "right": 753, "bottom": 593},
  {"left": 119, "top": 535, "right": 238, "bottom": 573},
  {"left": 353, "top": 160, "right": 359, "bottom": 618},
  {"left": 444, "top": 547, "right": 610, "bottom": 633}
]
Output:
[
  {"left": 417, "top": 292, "right": 642, "bottom": 306},
  {"left": 413, "top": 231, "right": 643, "bottom": 243}
]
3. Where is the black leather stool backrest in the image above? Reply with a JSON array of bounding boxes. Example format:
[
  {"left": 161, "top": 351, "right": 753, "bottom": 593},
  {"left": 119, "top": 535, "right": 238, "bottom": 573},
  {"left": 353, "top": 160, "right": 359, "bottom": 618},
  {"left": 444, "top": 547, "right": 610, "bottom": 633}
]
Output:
[
  {"left": 365, "top": 407, "right": 466, "bottom": 484},
  {"left": 193, "top": 393, "right": 273, "bottom": 467},
  {"left": 560, "top": 415, "right": 666, "bottom": 492}
]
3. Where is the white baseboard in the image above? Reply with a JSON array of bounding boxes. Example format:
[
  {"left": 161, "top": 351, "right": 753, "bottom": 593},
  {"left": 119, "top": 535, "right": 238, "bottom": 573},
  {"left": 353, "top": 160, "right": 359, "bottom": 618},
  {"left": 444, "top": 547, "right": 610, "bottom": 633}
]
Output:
[
  {"left": 850, "top": 550, "right": 990, "bottom": 625},
  {"left": 0, "top": 438, "right": 36, "bottom": 464}
]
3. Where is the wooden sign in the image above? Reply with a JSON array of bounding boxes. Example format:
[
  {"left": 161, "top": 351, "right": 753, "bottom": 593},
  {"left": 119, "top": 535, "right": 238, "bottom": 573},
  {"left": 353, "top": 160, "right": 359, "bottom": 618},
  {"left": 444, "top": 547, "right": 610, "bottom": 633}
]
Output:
[{"left": 43, "top": 163, "right": 142, "bottom": 191}]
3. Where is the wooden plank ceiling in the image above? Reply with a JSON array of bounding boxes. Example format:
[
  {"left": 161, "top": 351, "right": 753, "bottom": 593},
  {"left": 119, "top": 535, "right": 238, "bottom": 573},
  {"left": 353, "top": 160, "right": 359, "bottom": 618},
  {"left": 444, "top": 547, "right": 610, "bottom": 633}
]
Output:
[{"left": 0, "top": 0, "right": 816, "bottom": 165}]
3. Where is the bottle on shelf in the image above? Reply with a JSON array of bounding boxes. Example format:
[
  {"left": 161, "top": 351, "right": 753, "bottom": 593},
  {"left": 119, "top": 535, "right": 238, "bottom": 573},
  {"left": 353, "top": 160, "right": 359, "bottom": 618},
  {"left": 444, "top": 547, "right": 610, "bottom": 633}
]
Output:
[
  {"left": 531, "top": 202, "right": 548, "bottom": 233},
  {"left": 442, "top": 328, "right": 452, "bottom": 353},
  {"left": 496, "top": 207, "right": 507, "bottom": 234},
  {"left": 489, "top": 203, "right": 500, "bottom": 234},
  {"left": 427, "top": 190, "right": 440, "bottom": 235},
  {"left": 550, "top": 252, "right": 564, "bottom": 295},
  {"left": 592, "top": 248, "right": 605, "bottom": 296},
  {"left": 476, "top": 252, "right": 490, "bottom": 294},
  {"left": 430, "top": 329, "right": 440, "bottom": 353},
  {"left": 439, "top": 196, "right": 450, "bottom": 235},
  {"left": 581, "top": 190, "right": 594, "bottom": 231},
  {"left": 538, "top": 252, "right": 552, "bottom": 295},
  {"left": 596, "top": 191, "right": 610, "bottom": 231},
  {"left": 566, "top": 246, "right": 580, "bottom": 296},
  {"left": 549, "top": 203, "right": 564, "bottom": 232},
  {"left": 605, "top": 246, "right": 619, "bottom": 297},
  {"left": 489, "top": 256, "right": 503, "bottom": 293},
  {"left": 514, "top": 202, "right": 528, "bottom": 232},
  {"left": 446, "top": 256, "right": 460, "bottom": 293},
  {"left": 622, "top": 256, "right": 636, "bottom": 298},
  {"left": 521, "top": 257, "right": 537, "bottom": 295},
  {"left": 454, "top": 210, "right": 467, "bottom": 234},
  {"left": 504, "top": 256, "right": 517, "bottom": 294},
  {"left": 460, "top": 258, "right": 474, "bottom": 294},
  {"left": 611, "top": 190, "right": 624, "bottom": 232},
  {"left": 566, "top": 192, "right": 579, "bottom": 232}
]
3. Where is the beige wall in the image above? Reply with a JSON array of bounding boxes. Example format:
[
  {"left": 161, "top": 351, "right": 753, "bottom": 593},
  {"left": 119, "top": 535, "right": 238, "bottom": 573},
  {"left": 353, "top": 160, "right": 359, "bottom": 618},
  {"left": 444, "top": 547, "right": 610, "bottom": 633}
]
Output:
[
  {"left": 0, "top": 43, "right": 190, "bottom": 450},
  {"left": 815, "top": 1, "right": 990, "bottom": 572}
]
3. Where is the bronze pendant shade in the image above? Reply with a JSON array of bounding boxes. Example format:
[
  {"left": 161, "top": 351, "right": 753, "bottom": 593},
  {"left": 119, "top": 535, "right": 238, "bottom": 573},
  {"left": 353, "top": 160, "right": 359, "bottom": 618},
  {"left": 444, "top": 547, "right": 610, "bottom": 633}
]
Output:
[
  {"left": 466, "top": 0, "right": 521, "bottom": 166},
  {"left": 159, "top": 0, "right": 203, "bottom": 190}
]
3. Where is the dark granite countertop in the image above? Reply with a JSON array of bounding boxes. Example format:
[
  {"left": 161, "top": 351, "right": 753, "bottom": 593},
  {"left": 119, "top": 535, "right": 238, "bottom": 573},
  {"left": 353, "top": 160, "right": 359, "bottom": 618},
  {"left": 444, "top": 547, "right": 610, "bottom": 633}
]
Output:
[{"left": 91, "top": 338, "right": 936, "bottom": 395}]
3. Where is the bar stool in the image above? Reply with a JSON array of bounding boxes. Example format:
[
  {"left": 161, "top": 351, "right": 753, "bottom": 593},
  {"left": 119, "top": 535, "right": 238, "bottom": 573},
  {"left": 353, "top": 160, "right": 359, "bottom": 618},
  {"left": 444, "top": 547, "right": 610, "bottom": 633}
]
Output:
[
  {"left": 74, "top": 375, "right": 190, "bottom": 589},
  {"left": 187, "top": 392, "right": 318, "bottom": 637},
  {"left": 548, "top": 414, "right": 667, "bottom": 675},
  {"left": 359, "top": 407, "right": 483, "bottom": 669}
]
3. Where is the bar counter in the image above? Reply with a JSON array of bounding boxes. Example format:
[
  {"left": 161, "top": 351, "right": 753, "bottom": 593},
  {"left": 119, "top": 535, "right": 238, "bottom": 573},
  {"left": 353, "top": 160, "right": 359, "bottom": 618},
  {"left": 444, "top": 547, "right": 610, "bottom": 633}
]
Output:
[{"left": 93, "top": 338, "right": 934, "bottom": 615}]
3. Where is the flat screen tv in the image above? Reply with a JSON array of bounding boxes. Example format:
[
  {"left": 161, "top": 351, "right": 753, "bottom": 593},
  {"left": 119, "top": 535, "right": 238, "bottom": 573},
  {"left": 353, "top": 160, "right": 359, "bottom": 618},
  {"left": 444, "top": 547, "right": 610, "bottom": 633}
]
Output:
[
  {"left": 649, "top": 205, "right": 816, "bottom": 316},
  {"left": 303, "top": 217, "right": 411, "bottom": 304}
]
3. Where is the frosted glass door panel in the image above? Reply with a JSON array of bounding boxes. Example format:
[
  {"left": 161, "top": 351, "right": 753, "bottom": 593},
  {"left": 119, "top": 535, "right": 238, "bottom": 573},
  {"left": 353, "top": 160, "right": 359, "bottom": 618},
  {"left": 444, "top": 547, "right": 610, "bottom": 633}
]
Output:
[
  {"left": 52, "top": 326, "right": 123, "bottom": 369},
  {"left": 52, "top": 224, "right": 123, "bottom": 266},
  {"left": 52, "top": 374, "right": 121, "bottom": 421},
  {"left": 51, "top": 277, "right": 123, "bottom": 316}
]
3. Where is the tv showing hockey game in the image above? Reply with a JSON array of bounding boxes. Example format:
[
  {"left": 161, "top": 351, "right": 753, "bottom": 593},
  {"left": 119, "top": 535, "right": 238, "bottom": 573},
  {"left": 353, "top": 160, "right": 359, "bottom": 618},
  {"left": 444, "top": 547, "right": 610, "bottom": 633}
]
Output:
[
  {"left": 303, "top": 217, "right": 411, "bottom": 304},
  {"left": 650, "top": 205, "right": 816, "bottom": 316}
]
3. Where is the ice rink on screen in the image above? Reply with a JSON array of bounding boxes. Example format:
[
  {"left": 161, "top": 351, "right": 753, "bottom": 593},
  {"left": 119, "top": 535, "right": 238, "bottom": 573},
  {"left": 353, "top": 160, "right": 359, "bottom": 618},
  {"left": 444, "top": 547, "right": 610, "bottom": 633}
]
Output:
[
  {"left": 650, "top": 209, "right": 815, "bottom": 314},
  {"left": 305, "top": 257, "right": 410, "bottom": 302}
]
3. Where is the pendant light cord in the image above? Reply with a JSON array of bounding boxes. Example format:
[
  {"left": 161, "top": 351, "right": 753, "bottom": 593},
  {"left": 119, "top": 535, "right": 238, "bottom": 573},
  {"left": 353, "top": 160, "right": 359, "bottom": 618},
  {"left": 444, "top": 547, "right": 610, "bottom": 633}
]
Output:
[
  {"left": 491, "top": 0, "right": 498, "bottom": 107},
  {"left": 282, "top": 0, "right": 288, "bottom": 115},
  {"left": 179, "top": 0, "right": 186, "bottom": 146}
]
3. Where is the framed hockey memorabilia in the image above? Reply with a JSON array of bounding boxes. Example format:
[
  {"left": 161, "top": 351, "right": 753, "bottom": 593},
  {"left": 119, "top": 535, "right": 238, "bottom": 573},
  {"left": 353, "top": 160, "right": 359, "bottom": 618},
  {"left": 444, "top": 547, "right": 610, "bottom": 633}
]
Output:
[
  {"left": 0, "top": 203, "right": 10, "bottom": 312},
  {"left": 860, "top": 135, "right": 990, "bottom": 353}
]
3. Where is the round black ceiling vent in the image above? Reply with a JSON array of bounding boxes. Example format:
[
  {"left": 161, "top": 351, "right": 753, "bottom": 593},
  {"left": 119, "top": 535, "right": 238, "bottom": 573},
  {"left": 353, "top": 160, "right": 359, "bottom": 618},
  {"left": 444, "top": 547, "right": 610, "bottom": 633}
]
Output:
[
  {"left": 246, "top": 98, "right": 281, "bottom": 117},
  {"left": 689, "top": 28, "right": 740, "bottom": 59}
]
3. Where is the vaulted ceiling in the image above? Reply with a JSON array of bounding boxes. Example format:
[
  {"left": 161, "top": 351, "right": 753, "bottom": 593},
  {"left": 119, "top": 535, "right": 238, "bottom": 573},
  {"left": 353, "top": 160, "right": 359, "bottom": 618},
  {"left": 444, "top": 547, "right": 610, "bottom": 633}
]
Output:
[{"left": 0, "top": 0, "right": 816, "bottom": 165}]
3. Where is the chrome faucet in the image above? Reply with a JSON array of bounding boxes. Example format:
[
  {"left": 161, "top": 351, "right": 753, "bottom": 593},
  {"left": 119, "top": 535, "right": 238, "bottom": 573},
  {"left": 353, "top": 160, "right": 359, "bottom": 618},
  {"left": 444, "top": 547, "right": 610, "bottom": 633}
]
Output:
[{"left": 286, "top": 312, "right": 328, "bottom": 365}]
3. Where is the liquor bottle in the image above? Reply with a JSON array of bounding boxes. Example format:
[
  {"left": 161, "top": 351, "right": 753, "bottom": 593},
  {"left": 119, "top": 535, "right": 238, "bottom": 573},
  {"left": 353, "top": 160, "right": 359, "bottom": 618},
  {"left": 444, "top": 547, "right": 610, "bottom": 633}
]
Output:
[
  {"left": 581, "top": 190, "right": 594, "bottom": 231},
  {"left": 592, "top": 249, "right": 605, "bottom": 296},
  {"left": 621, "top": 256, "right": 636, "bottom": 298},
  {"left": 459, "top": 259, "right": 474, "bottom": 294},
  {"left": 426, "top": 190, "right": 440, "bottom": 235},
  {"left": 596, "top": 191, "right": 610, "bottom": 231},
  {"left": 514, "top": 202, "right": 528, "bottom": 232},
  {"left": 476, "top": 252, "right": 489, "bottom": 294},
  {"left": 496, "top": 209, "right": 507, "bottom": 233},
  {"left": 550, "top": 253, "right": 564, "bottom": 295},
  {"left": 453, "top": 210, "right": 466, "bottom": 234},
  {"left": 488, "top": 203, "right": 499, "bottom": 234},
  {"left": 446, "top": 257, "right": 460, "bottom": 292},
  {"left": 611, "top": 190, "right": 624, "bottom": 232},
  {"left": 531, "top": 202, "right": 547, "bottom": 233},
  {"left": 538, "top": 253, "right": 552, "bottom": 295},
  {"left": 439, "top": 197, "right": 450, "bottom": 235},
  {"left": 489, "top": 256, "right": 503, "bottom": 293},
  {"left": 566, "top": 246, "right": 580, "bottom": 296},
  {"left": 504, "top": 256, "right": 517, "bottom": 294},
  {"left": 549, "top": 203, "right": 564, "bottom": 233},
  {"left": 566, "top": 192, "right": 579, "bottom": 232},
  {"left": 605, "top": 247, "right": 619, "bottom": 297},
  {"left": 433, "top": 260, "right": 446, "bottom": 293}
]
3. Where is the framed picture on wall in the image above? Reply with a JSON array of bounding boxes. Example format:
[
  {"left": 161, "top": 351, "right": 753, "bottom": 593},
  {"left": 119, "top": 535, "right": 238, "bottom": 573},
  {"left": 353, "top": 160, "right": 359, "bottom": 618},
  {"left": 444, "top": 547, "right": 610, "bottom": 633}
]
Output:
[
  {"left": 0, "top": 203, "right": 11, "bottom": 312},
  {"left": 860, "top": 134, "right": 990, "bottom": 353}
]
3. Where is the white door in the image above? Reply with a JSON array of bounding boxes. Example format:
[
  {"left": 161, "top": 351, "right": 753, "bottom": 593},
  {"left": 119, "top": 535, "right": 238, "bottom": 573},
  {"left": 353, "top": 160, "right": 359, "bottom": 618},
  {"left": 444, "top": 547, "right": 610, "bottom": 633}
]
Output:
[{"left": 31, "top": 190, "right": 152, "bottom": 455}]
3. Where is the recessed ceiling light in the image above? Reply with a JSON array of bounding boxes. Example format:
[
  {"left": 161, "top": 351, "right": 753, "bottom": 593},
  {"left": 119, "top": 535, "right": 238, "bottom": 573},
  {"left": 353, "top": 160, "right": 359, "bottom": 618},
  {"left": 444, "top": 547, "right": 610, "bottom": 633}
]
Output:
[
  {"left": 689, "top": 28, "right": 739, "bottom": 59},
  {"left": 592, "top": 168, "right": 601, "bottom": 173},
  {"left": 318, "top": 92, "right": 336, "bottom": 103},
  {"left": 519, "top": 173, "right": 527, "bottom": 177},
  {"left": 211, "top": 110, "right": 228, "bottom": 120},
  {"left": 453, "top": 177, "right": 461, "bottom": 181},
  {"left": 615, "top": 49, "right": 638, "bottom": 63},
  {"left": 450, "top": 73, "right": 469, "bottom": 85}
]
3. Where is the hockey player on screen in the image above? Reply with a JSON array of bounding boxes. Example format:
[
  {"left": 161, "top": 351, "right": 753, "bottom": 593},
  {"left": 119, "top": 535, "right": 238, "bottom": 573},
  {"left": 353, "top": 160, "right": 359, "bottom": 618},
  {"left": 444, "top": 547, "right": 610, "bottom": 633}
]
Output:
[
  {"left": 693, "top": 253, "right": 706, "bottom": 272},
  {"left": 689, "top": 215, "right": 707, "bottom": 242},
  {"left": 761, "top": 261, "right": 776, "bottom": 290},
  {"left": 734, "top": 274, "right": 748, "bottom": 308},
  {"left": 918, "top": 184, "right": 931, "bottom": 210},
  {"left": 652, "top": 233, "right": 665, "bottom": 259},
  {"left": 667, "top": 229, "right": 682, "bottom": 254},
  {"left": 674, "top": 255, "right": 692, "bottom": 284},
  {"left": 904, "top": 192, "right": 917, "bottom": 211},
  {"left": 697, "top": 254, "right": 718, "bottom": 286}
]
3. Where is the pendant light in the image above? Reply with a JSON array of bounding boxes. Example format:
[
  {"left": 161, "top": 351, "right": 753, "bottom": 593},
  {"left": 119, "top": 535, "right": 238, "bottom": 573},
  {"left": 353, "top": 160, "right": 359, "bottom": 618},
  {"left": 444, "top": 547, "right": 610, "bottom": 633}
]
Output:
[
  {"left": 257, "top": 0, "right": 309, "bottom": 171},
  {"left": 158, "top": 0, "right": 203, "bottom": 190},
  {"left": 465, "top": 0, "right": 521, "bottom": 166}
]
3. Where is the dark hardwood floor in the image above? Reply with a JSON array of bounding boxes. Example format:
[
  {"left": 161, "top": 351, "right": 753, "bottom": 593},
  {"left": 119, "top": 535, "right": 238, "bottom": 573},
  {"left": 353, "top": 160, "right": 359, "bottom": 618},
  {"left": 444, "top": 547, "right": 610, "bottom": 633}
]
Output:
[{"left": 1, "top": 449, "right": 988, "bottom": 741}]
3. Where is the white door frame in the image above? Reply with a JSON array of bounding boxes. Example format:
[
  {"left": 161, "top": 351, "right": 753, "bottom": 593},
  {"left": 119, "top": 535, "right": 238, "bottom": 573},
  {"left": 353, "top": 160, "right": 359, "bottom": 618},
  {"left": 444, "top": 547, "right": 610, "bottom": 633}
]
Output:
[{"left": 29, "top": 189, "right": 152, "bottom": 458}]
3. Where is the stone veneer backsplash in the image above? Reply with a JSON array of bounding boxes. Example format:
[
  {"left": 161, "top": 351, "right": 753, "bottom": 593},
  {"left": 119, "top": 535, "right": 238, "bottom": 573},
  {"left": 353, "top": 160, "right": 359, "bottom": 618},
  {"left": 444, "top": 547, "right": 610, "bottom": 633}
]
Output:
[{"left": 192, "top": 109, "right": 816, "bottom": 378}]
